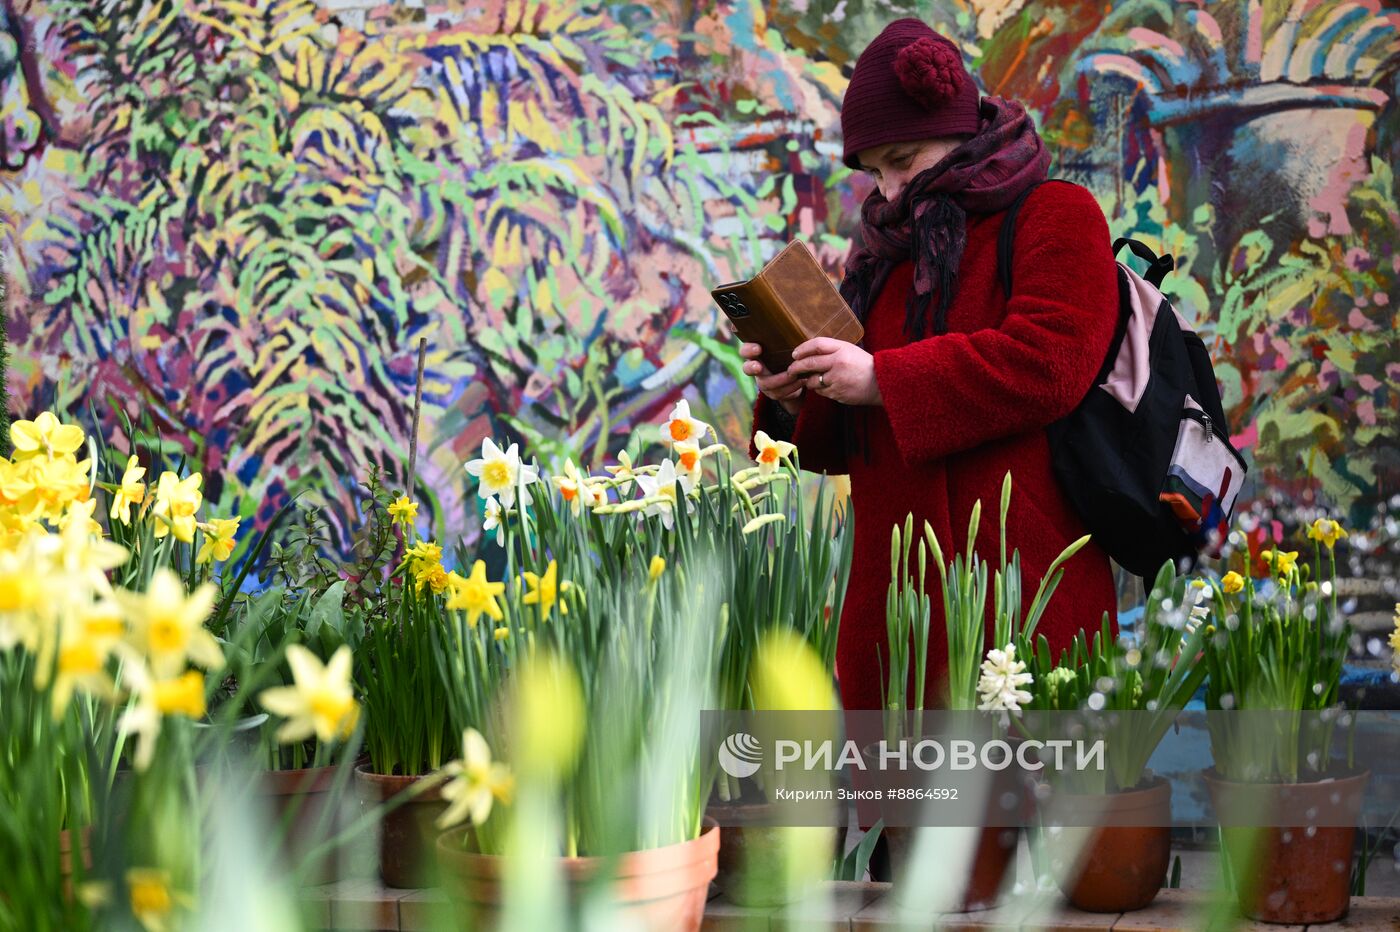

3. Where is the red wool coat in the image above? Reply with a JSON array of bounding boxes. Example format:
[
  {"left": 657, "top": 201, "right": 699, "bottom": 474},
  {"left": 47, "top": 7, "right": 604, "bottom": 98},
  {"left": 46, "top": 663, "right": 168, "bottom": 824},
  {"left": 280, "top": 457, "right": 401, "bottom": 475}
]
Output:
[{"left": 751, "top": 182, "right": 1119, "bottom": 711}]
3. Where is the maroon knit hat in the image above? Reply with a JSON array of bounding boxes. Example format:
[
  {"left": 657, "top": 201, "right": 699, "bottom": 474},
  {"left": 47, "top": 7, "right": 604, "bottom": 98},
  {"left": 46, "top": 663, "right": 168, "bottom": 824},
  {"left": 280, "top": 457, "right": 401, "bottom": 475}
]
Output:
[{"left": 840, "top": 19, "right": 981, "bottom": 169}]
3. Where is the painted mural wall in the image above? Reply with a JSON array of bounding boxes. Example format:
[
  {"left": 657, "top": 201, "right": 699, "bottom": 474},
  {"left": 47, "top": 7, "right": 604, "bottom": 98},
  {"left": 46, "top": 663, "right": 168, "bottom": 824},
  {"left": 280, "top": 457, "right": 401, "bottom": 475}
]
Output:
[{"left": 1, "top": 0, "right": 1397, "bottom": 571}]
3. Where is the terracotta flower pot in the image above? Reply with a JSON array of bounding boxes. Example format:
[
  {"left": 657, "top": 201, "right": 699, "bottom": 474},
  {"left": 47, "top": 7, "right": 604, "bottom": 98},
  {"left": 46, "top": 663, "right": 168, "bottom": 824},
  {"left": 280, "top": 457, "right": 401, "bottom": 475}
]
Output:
[
  {"left": 59, "top": 826, "right": 92, "bottom": 900},
  {"left": 1204, "top": 768, "right": 1369, "bottom": 924},
  {"left": 861, "top": 743, "right": 1028, "bottom": 912},
  {"left": 1044, "top": 776, "right": 1172, "bottom": 912},
  {"left": 262, "top": 766, "right": 347, "bottom": 885},
  {"left": 354, "top": 765, "right": 447, "bottom": 889},
  {"left": 707, "top": 799, "right": 839, "bottom": 906},
  {"left": 436, "top": 819, "right": 720, "bottom": 931}
]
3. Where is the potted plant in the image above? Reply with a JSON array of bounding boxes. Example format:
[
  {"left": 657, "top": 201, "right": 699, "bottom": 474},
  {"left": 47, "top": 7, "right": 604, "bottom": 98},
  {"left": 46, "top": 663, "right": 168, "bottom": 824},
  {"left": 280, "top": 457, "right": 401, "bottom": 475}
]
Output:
[
  {"left": 1018, "top": 562, "right": 1208, "bottom": 912},
  {"left": 430, "top": 430, "right": 729, "bottom": 929},
  {"left": 1200, "top": 519, "right": 1363, "bottom": 924},
  {"left": 875, "top": 473, "right": 1089, "bottom": 912},
  {"left": 345, "top": 470, "right": 457, "bottom": 888}
]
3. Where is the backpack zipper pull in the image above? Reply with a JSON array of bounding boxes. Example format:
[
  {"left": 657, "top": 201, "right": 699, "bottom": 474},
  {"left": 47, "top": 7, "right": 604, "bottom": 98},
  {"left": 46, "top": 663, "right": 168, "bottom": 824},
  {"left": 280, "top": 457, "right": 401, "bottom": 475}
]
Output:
[{"left": 1201, "top": 414, "right": 1214, "bottom": 443}]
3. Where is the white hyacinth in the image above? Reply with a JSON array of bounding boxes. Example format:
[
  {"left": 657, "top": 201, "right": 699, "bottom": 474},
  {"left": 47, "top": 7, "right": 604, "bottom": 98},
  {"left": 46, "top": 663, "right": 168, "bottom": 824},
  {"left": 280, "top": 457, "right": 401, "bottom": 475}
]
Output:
[
  {"left": 1186, "top": 580, "right": 1211, "bottom": 634},
  {"left": 977, "top": 643, "right": 1033, "bottom": 713}
]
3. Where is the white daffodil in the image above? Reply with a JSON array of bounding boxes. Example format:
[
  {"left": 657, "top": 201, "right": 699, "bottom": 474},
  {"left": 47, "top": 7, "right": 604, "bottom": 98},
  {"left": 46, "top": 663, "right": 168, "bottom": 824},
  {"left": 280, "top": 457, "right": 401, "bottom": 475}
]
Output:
[
  {"left": 603, "top": 450, "right": 637, "bottom": 493},
  {"left": 753, "top": 430, "right": 796, "bottom": 477},
  {"left": 633, "top": 459, "right": 694, "bottom": 531},
  {"left": 976, "top": 644, "right": 1033, "bottom": 713},
  {"left": 582, "top": 478, "right": 609, "bottom": 511},
  {"left": 663, "top": 400, "right": 712, "bottom": 446},
  {"left": 118, "top": 665, "right": 208, "bottom": 771},
  {"left": 465, "top": 438, "right": 539, "bottom": 508},
  {"left": 673, "top": 440, "right": 704, "bottom": 487},
  {"left": 550, "top": 459, "right": 587, "bottom": 517},
  {"left": 436, "top": 728, "right": 515, "bottom": 829},
  {"left": 482, "top": 496, "right": 505, "bottom": 547},
  {"left": 115, "top": 569, "right": 223, "bottom": 680},
  {"left": 259, "top": 645, "right": 360, "bottom": 745}
]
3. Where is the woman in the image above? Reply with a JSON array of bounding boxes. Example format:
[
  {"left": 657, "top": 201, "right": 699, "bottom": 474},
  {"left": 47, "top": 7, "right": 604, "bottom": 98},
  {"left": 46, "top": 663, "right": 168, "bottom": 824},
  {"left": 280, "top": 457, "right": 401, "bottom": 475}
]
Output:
[{"left": 743, "top": 18, "right": 1119, "bottom": 712}]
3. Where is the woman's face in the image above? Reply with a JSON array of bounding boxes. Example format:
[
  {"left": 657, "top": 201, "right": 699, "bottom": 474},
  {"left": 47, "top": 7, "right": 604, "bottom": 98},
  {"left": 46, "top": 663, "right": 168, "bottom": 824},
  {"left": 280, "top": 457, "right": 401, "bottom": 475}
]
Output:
[{"left": 856, "top": 137, "right": 966, "bottom": 202}]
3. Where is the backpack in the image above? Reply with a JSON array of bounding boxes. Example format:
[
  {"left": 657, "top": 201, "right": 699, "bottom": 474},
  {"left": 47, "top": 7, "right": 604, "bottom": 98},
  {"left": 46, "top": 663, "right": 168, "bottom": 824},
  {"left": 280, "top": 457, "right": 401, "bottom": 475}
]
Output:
[{"left": 997, "top": 180, "right": 1248, "bottom": 578}]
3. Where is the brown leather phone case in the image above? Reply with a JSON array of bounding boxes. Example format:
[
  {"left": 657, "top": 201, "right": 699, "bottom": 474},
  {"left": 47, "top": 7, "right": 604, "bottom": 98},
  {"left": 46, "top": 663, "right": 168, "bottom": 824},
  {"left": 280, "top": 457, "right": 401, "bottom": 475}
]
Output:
[{"left": 711, "top": 240, "right": 864, "bottom": 374}]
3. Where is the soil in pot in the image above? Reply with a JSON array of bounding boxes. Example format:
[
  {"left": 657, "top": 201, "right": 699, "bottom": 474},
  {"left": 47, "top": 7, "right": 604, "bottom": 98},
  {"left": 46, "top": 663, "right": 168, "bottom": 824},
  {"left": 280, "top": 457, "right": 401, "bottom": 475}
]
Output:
[
  {"left": 354, "top": 765, "right": 448, "bottom": 889},
  {"left": 262, "top": 766, "right": 349, "bottom": 886},
  {"left": 1204, "top": 768, "right": 1369, "bottom": 924},
  {"left": 436, "top": 820, "right": 720, "bottom": 931},
  {"left": 1042, "top": 775, "right": 1172, "bottom": 912}
]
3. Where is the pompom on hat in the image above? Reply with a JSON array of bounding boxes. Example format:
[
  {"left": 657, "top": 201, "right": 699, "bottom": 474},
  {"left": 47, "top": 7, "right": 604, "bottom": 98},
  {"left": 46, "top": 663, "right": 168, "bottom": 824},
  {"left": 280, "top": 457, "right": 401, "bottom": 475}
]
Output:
[{"left": 840, "top": 19, "right": 981, "bottom": 169}]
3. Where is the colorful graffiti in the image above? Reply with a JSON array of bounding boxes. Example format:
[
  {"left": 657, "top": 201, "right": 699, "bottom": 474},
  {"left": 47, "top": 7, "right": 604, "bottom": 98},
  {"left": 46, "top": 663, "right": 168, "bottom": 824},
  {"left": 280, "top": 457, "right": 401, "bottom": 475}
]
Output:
[{"left": 0, "top": 0, "right": 1396, "bottom": 558}]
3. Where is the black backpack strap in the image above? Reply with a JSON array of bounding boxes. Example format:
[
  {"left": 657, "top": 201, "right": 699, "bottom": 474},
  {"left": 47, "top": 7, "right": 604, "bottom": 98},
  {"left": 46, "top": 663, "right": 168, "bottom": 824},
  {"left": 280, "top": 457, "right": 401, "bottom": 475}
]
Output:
[
  {"left": 997, "top": 179, "right": 1075, "bottom": 299},
  {"left": 1111, "top": 237, "right": 1175, "bottom": 288}
]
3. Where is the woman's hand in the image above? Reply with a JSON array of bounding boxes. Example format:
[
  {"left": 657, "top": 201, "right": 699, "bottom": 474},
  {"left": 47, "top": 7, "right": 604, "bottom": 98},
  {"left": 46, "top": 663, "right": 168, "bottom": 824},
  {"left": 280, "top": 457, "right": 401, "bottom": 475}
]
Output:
[
  {"left": 739, "top": 343, "right": 805, "bottom": 416},
  {"left": 788, "top": 338, "right": 883, "bottom": 406}
]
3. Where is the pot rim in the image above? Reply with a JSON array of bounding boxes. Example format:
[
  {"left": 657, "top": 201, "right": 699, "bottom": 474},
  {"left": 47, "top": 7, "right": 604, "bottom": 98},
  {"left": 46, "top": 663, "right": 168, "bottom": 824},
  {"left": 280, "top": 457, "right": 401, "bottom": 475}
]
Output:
[
  {"left": 1046, "top": 773, "right": 1171, "bottom": 802},
  {"left": 261, "top": 763, "right": 341, "bottom": 796},
  {"left": 436, "top": 817, "right": 720, "bottom": 878},
  {"left": 353, "top": 762, "right": 444, "bottom": 802},
  {"left": 1201, "top": 766, "right": 1371, "bottom": 789}
]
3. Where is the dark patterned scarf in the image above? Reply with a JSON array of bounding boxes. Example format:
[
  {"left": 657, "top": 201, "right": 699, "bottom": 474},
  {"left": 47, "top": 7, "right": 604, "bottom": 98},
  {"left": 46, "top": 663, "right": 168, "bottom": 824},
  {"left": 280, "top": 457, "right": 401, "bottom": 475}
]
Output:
[{"left": 839, "top": 96, "right": 1050, "bottom": 340}]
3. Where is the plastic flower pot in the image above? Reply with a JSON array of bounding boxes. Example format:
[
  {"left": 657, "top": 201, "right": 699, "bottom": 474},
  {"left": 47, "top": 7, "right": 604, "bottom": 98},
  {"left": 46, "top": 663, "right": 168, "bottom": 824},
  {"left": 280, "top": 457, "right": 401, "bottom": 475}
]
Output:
[
  {"left": 436, "top": 819, "right": 720, "bottom": 931},
  {"left": 261, "top": 766, "right": 347, "bottom": 886},
  {"left": 354, "top": 765, "right": 447, "bottom": 889},
  {"left": 1043, "top": 775, "right": 1172, "bottom": 912},
  {"left": 1204, "top": 768, "right": 1369, "bottom": 924}
]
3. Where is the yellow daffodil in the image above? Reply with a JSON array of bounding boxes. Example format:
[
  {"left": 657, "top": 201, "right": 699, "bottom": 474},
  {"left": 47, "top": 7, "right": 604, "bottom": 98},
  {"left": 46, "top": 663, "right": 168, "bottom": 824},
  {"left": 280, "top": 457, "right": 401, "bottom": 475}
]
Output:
[
  {"left": 664, "top": 399, "right": 712, "bottom": 445},
  {"left": 648, "top": 555, "right": 666, "bottom": 581},
  {"left": 119, "top": 666, "right": 208, "bottom": 770},
  {"left": 550, "top": 459, "right": 586, "bottom": 517},
  {"left": 1260, "top": 549, "right": 1299, "bottom": 579},
  {"left": 414, "top": 561, "right": 451, "bottom": 595},
  {"left": 0, "top": 457, "right": 34, "bottom": 510},
  {"left": 446, "top": 560, "right": 505, "bottom": 627},
  {"left": 116, "top": 569, "right": 222, "bottom": 679},
  {"left": 28, "top": 455, "right": 92, "bottom": 522},
  {"left": 1221, "top": 571, "right": 1245, "bottom": 594},
  {"left": 259, "top": 645, "right": 360, "bottom": 744},
  {"left": 10, "top": 412, "right": 85, "bottom": 460},
  {"left": 403, "top": 539, "right": 442, "bottom": 569},
  {"left": 51, "top": 514, "right": 129, "bottom": 592},
  {"left": 465, "top": 438, "right": 539, "bottom": 508},
  {"left": 125, "top": 867, "right": 191, "bottom": 932},
  {"left": 152, "top": 471, "right": 203, "bottom": 543},
  {"left": 196, "top": 517, "right": 240, "bottom": 564},
  {"left": 603, "top": 450, "right": 637, "bottom": 492},
  {"left": 512, "top": 650, "right": 584, "bottom": 777},
  {"left": 742, "top": 513, "right": 787, "bottom": 535},
  {"left": 43, "top": 615, "right": 118, "bottom": 719},
  {"left": 482, "top": 496, "right": 505, "bottom": 547},
  {"left": 435, "top": 728, "right": 515, "bottom": 829},
  {"left": 110, "top": 454, "right": 147, "bottom": 524},
  {"left": 1306, "top": 518, "right": 1347, "bottom": 550},
  {"left": 521, "top": 560, "right": 571, "bottom": 620},
  {"left": 0, "top": 542, "right": 46, "bottom": 651},
  {"left": 753, "top": 430, "right": 796, "bottom": 477},
  {"left": 493, "top": 626, "right": 510, "bottom": 641},
  {"left": 387, "top": 496, "right": 418, "bottom": 526},
  {"left": 753, "top": 628, "right": 837, "bottom": 711},
  {"left": 56, "top": 497, "right": 101, "bottom": 537}
]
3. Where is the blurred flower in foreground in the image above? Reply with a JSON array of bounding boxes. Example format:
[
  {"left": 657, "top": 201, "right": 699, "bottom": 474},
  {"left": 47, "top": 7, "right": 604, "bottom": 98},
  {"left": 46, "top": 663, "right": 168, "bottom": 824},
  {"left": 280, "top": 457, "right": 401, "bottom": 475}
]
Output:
[
  {"left": 259, "top": 645, "right": 360, "bottom": 744},
  {"left": 435, "top": 728, "right": 515, "bottom": 829}
]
